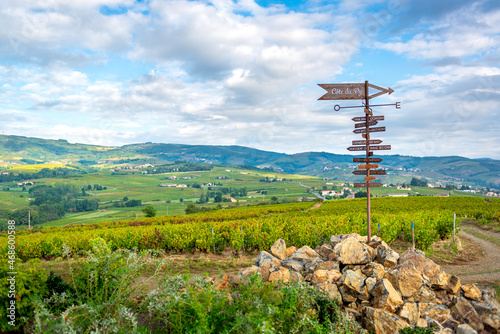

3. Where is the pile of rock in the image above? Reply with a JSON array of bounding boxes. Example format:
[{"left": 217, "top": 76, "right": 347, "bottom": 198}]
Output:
[{"left": 229, "top": 234, "right": 500, "bottom": 334}]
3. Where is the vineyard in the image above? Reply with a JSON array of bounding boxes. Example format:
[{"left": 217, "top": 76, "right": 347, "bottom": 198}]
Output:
[{"left": 2, "top": 197, "right": 500, "bottom": 261}]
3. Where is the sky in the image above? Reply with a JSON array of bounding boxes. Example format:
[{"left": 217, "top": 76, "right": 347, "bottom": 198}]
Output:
[{"left": 1, "top": 0, "right": 500, "bottom": 159}]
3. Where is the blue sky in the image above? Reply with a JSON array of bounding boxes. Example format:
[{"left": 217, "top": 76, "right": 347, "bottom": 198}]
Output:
[{"left": 1, "top": 0, "right": 499, "bottom": 159}]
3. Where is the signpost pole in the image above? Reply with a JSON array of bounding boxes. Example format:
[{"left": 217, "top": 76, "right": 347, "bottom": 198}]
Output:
[{"left": 365, "top": 81, "right": 371, "bottom": 243}]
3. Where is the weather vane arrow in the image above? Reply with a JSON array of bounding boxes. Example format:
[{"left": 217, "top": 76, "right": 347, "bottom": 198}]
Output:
[
  {"left": 367, "top": 83, "right": 394, "bottom": 99},
  {"left": 317, "top": 82, "right": 394, "bottom": 100}
]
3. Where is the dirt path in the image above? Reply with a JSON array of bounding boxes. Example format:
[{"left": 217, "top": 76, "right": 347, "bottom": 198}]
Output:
[{"left": 441, "top": 223, "right": 500, "bottom": 285}]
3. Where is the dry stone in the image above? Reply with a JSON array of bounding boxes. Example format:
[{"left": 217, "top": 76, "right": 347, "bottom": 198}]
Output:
[
  {"left": 285, "top": 246, "right": 297, "bottom": 258},
  {"left": 398, "top": 249, "right": 443, "bottom": 285},
  {"left": 340, "top": 269, "right": 366, "bottom": 294},
  {"left": 450, "top": 297, "right": 484, "bottom": 332},
  {"left": 361, "top": 262, "right": 385, "bottom": 279},
  {"left": 419, "top": 303, "right": 451, "bottom": 323},
  {"left": 446, "top": 275, "right": 461, "bottom": 295},
  {"left": 281, "top": 259, "right": 304, "bottom": 272},
  {"left": 318, "top": 243, "right": 334, "bottom": 258},
  {"left": 412, "top": 285, "right": 439, "bottom": 304},
  {"left": 478, "top": 285, "right": 500, "bottom": 310},
  {"left": 363, "top": 306, "right": 409, "bottom": 334},
  {"left": 243, "top": 235, "right": 498, "bottom": 334},
  {"left": 317, "top": 282, "right": 342, "bottom": 303},
  {"left": 339, "top": 285, "right": 357, "bottom": 303},
  {"left": 398, "top": 302, "right": 419, "bottom": 326},
  {"left": 387, "top": 266, "right": 425, "bottom": 298},
  {"left": 456, "top": 324, "right": 478, "bottom": 334},
  {"left": 365, "top": 277, "right": 377, "bottom": 295},
  {"left": 290, "top": 246, "right": 320, "bottom": 263},
  {"left": 255, "top": 251, "right": 280, "bottom": 267},
  {"left": 376, "top": 243, "right": 399, "bottom": 268},
  {"left": 371, "top": 278, "right": 404, "bottom": 313},
  {"left": 334, "top": 236, "right": 374, "bottom": 265},
  {"left": 471, "top": 300, "right": 500, "bottom": 333},
  {"left": 461, "top": 284, "right": 482, "bottom": 301},
  {"left": 289, "top": 272, "right": 304, "bottom": 282},
  {"left": 268, "top": 266, "right": 290, "bottom": 283},
  {"left": 270, "top": 239, "right": 287, "bottom": 260}
]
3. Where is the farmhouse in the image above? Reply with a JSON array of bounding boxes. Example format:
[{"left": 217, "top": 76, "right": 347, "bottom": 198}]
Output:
[{"left": 160, "top": 183, "right": 177, "bottom": 187}]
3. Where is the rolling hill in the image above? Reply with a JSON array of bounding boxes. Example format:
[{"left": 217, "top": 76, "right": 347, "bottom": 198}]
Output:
[{"left": 1, "top": 134, "right": 499, "bottom": 187}]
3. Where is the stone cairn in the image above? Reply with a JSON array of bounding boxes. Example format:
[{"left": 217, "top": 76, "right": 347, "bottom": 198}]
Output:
[{"left": 219, "top": 234, "right": 500, "bottom": 334}]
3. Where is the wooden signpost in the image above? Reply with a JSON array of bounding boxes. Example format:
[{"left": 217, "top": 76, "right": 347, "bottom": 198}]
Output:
[{"left": 318, "top": 80, "right": 399, "bottom": 243}]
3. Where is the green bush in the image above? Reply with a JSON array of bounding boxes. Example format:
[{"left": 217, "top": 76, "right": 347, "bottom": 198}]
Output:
[
  {"left": 0, "top": 259, "right": 47, "bottom": 332},
  {"left": 143, "top": 273, "right": 364, "bottom": 333}
]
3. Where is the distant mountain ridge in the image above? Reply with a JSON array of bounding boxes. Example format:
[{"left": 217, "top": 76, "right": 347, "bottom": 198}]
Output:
[{"left": 0, "top": 134, "right": 499, "bottom": 187}]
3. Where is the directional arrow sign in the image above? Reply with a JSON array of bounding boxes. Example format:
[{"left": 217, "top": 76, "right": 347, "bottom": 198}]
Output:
[
  {"left": 352, "top": 139, "right": 383, "bottom": 145},
  {"left": 358, "top": 164, "right": 379, "bottom": 170},
  {"left": 365, "top": 176, "right": 377, "bottom": 182},
  {"left": 353, "top": 157, "right": 383, "bottom": 163},
  {"left": 348, "top": 145, "right": 391, "bottom": 151},
  {"left": 354, "top": 182, "right": 383, "bottom": 188},
  {"left": 352, "top": 116, "right": 385, "bottom": 122},
  {"left": 353, "top": 126, "right": 386, "bottom": 134},
  {"left": 368, "top": 83, "right": 394, "bottom": 99},
  {"left": 354, "top": 120, "right": 378, "bottom": 128},
  {"left": 352, "top": 170, "right": 386, "bottom": 175},
  {"left": 318, "top": 83, "right": 365, "bottom": 100},
  {"left": 370, "top": 145, "right": 391, "bottom": 151}
]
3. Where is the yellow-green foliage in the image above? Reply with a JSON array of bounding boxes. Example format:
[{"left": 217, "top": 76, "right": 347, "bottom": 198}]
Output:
[{"left": 2, "top": 197, "right": 499, "bottom": 261}]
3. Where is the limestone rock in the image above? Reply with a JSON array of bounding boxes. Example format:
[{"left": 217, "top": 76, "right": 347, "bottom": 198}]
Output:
[
  {"left": 270, "top": 239, "right": 287, "bottom": 260},
  {"left": 478, "top": 285, "right": 500, "bottom": 310},
  {"left": 255, "top": 251, "right": 280, "bottom": 267},
  {"left": 419, "top": 303, "right": 451, "bottom": 323},
  {"left": 281, "top": 259, "right": 304, "bottom": 272},
  {"left": 431, "top": 272, "right": 451, "bottom": 290},
  {"left": 398, "top": 249, "right": 443, "bottom": 285},
  {"left": 387, "top": 266, "right": 425, "bottom": 298},
  {"left": 340, "top": 269, "right": 366, "bottom": 294},
  {"left": 304, "top": 257, "right": 324, "bottom": 273},
  {"left": 334, "top": 236, "right": 374, "bottom": 265},
  {"left": 371, "top": 278, "right": 404, "bottom": 313},
  {"left": 470, "top": 300, "right": 500, "bottom": 333},
  {"left": 365, "top": 277, "right": 377, "bottom": 296},
  {"left": 318, "top": 243, "right": 334, "bottom": 258},
  {"left": 398, "top": 302, "right": 419, "bottom": 326},
  {"left": 455, "top": 324, "right": 478, "bottom": 334},
  {"left": 441, "top": 318, "right": 460, "bottom": 331},
  {"left": 267, "top": 266, "right": 290, "bottom": 283},
  {"left": 290, "top": 246, "right": 320, "bottom": 264},
  {"left": 450, "top": 297, "right": 484, "bottom": 332},
  {"left": 313, "top": 269, "right": 342, "bottom": 285},
  {"left": 446, "top": 275, "right": 461, "bottom": 295},
  {"left": 416, "top": 318, "right": 428, "bottom": 328},
  {"left": 339, "top": 285, "right": 357, "bottom": 303},
  {"left": 361, "top": 262, "right": 385, "bottom": 279},
  {"left": 363, "top": 306, "right": 409, "bottom": 334},
  {"left": 461, "top": 284, "right": 482, "bottom": 301},
  {"left": 413, "top": 285, "right": 439, "bottom": 304},
  {"left": 435, "top": 289, "right": 453, "bottom": 306},
  {"left": 317, "top": 282, "right": 342, "bottom": 303},
  {"left": 285, "top": 246, "right": 297, "bottom": 258},
  {"left": 289, "top": 272, "right": 304, "bottom": 282},
  {"left": 376, "top": 243, "right": 400, "bottom": 268}
]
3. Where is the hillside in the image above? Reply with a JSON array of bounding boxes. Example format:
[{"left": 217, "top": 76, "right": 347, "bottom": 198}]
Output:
[{"left": 1, "top": 134, "right": 499, "bottom": 187}]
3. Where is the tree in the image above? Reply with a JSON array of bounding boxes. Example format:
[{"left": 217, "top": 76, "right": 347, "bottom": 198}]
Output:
[
  {"left": 271, "top": 196, "right": 278, "bottom": 203},
  {"left": 410, "top": 177, "right": 428, "bottom": 187},
  {"left": 123, "top": 196, "right": 129, "bottom": 202},
  {"left": 214, "top": 192, "right": 223, "bottom": 203},
  {"left": 142, "top": 205, "right": 157, "bottom": 218},
  {"left": 355, "top": 191, "right": 367, "bottom": 198}
]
